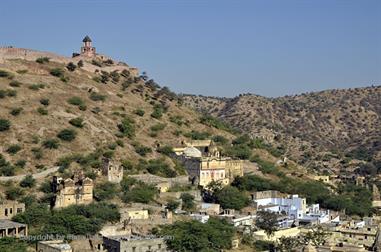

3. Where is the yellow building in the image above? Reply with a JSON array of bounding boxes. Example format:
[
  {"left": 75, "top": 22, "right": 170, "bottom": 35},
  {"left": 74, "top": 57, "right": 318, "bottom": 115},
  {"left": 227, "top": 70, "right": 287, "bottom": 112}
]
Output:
[
  {"left": 0, "top": 201, "right": 25, "bottom": 220},
  {"left": 175, "top": 140, "right": 244, "bottom": 187},
  {"left": 123, "top": 209, "right": 149, "bottom": 220},
  {"left": 53, "top": 176, "right": 93, "bottom": 209}
]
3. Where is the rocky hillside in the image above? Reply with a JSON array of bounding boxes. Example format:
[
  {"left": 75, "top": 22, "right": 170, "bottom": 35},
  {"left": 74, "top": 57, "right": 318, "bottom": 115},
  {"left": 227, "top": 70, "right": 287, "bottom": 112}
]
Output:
[
  {"left": 183, "top": 86, "right": 381, "bottom": 174},
  {"left": 0, "top": 49, "right": 238, "bottom": 178}
]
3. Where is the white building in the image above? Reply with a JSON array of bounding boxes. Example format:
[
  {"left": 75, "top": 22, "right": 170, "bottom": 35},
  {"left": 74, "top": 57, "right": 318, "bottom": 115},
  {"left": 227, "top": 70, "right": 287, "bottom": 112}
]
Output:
[
  {"left": 252, "top": 191, "right": 330, "bottom": 224},
  {"left": 254, "top": 193, "right": 306, "bottom": 219}
]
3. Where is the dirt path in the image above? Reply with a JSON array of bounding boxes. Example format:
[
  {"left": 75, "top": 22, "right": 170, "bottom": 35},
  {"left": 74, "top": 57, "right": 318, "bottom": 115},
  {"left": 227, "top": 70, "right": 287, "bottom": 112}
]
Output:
[{"left": 0, "top": 166, "right": 59, "bottom": 182}]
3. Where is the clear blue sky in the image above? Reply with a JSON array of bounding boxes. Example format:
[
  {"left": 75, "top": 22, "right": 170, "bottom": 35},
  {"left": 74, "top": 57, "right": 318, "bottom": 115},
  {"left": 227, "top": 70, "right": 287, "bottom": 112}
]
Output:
[{"left": 1, "top": 0, "right": 380, "bottom": 97}]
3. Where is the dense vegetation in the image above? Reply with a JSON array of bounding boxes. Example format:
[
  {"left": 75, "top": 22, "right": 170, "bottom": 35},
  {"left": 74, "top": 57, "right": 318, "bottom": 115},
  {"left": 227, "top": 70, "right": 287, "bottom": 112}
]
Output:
[
  {"left": 13, "top": 202, "right": 120, "bottom": 237},
  {"left": 232, "top": 174, "right": 372, "bottom": 216},
  {"left": 157, "top": 218, "right": 234, "bottom": 252}
]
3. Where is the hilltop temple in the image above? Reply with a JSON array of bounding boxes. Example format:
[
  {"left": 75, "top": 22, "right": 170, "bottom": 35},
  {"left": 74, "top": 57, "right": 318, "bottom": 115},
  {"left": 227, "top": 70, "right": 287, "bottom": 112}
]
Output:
[{"left": 80, "top": 35, "right": 96, "bottom": 57}]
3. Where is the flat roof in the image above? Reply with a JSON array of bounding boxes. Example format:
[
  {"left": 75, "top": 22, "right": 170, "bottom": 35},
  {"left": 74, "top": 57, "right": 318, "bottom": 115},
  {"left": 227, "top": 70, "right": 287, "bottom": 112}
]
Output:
[{"left": 0, "top": 220, "right": 27, "bottom": 229}]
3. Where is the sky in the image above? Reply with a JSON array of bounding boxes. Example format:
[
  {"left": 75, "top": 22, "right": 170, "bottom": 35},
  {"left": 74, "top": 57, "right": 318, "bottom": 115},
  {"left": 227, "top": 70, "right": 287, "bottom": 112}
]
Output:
[{"left": 1, "top": 0, "right": 380, "bottom": 97}]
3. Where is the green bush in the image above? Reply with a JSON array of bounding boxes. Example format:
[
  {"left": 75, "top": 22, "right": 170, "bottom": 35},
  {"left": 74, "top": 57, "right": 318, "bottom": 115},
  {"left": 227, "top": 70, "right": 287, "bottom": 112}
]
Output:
[
  {"left": 9, "top": 81, "right": 22, "bottom": 87},
  {"left": 200, "top": 114, "right": 237, "bottom": 134},
  {"left": 0, "top": 119, "right": 11, "bottom": 131},
  {"left": 31, "top": 147, "right": 43, "bottom": 159},
  {"left": 215, "top": 186, "right": 249, "bottom": 210},
  {"left": 13, "top": 202, "right": 120, "bottom": 236},
  {"left": 19, "top": 175, "right": 36, "bottom": 188},
  {"left": 121, "top": 160, "right": 134, "bottom": 171},
  {"left": 9, "top": 107, "right": 23, "bottom": 116},
  {"left": 28, "top": 83, "right": 45, "bottom": 91},
  {"left": 212, "top": 135, "right": 228, "bottom": 144},
  {"left": 134, "top": 108, "right": 145, "bottom": 116},
  {"left": 0, "top": 237, "right": 28, "bottom": 251},
  {"left": 16, "top": 69, "right": 28, "bottom": 74},
  {"left": 158, "top": 218, "right": 234, "bottom": 252},
  {"left": 151, "top": 104, "right": 164, "bottom": 119},
  {"left": 50, "top": 68, "right": 64, "bottom": 77},
  {"left": 57, "top": 129, "right": 77, "bottom": 141},
  {"left": 6, "top": 144, "right": 22, "bottom": 155},
  {"left": 150, "top": 123, "right": 166, "bottom": 132},
  {"left": 36, "top": 57, "right": 50, "bottom": 64},
  {"left": 0, "top": 89, "right": 16, "bottom": 98},
  {"left": 169, "top": 115, "right": 184, "bottom": 126},
  {"left": 5, "top": 186, "right": 24, "bottom": 200},
  {"left": 0, "top": 70, "right": 12, "bottom": 78},
  {"left": 180, "top": 193, "right": 195, "bottom": 210},
  {"left": 184, "top": 130, "right": 211, "bottom": 140},
  {"left": 145, "top": 159, "right": 176, "bottom": 177},
  {"left": 133, "top": 144, "right": 152, "bottom": 157},
  {"left": 37, "top": 107, "right": 48, "bottom": 115},
  {"left": 66, "top": 62, "right": 77, "bottom": 72},
  {"left": 166, "top": 200, "right": 180, "bottom": 211},
  {"left": 0, "top": 155, "right": 15, "bottom": 176},
  {"left": 89, "top": 92, "right": 106, "bottom": 101},
  {"left": 42, "top": 139, "right": 60, "bottom": 149},
  {"left": 67, "top": 96, "right": 85, "bottom": 106},
  {"left": 40, "top": 98, "right": 50, "bottom": 106},
  {"left": 224, "top": 144, "right": 251, "bottom": 160},
  {"left": 77, "top": 60, "right": 84, "bottom": 68},
  {"left": 91, "top": 59, "right": 103, "bottom": 67},
  {"left": 122, "top": 183, "right": 157, "bottom": 204},
  {"left": 157, "top": 145, "right": 173, "bottom": 156},
  {"left": 117, "top": 117, "right": 135, "bottom": 138},
  {"left": 69, "top": 117, "right": 84, "bottom": 128},
  {"left": 94, "top": 182, "right": 118, "bottom": 201},
  {"left": 14, "top": 159, "right": 26, "bottom": 168}
]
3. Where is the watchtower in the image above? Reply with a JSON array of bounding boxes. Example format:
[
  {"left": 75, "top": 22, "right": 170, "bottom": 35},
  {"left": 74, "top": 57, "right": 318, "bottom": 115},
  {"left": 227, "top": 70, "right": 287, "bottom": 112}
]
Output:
[{"left": 80, "top": 35, "right": 96, "bottom": 57}]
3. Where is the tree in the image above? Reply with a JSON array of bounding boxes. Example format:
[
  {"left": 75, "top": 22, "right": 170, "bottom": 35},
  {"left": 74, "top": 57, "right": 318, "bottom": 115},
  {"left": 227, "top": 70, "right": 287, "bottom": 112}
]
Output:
[
  {"left": 42, "top": 138, "right": 60, "bottom": 149},
  {"left": 118, "top": 117, "right": 135, "bottom": 138},
  {"left": 69, "top": 117, "right": 84, "bottom": 128},
  {"left": 180, "top": 193, "right": 195, "bottom": 211},
  {"left": 57, "top": 129, "right": 77, "bottom": 141},
  {"left": 215, "top": 186, "right": 249, "bottom": 210},
  {"left": 19, "top": 175, "right": 36, "bottom": 188},
  {"left": 94, "top": 182, "right": 118, "bottom": 201},
  {"left": 0, "top": 119, "right": 10, "bottom": 131},
  {"left": 0, "top": 237, "right": 28, "bottom": 252},
  {"left": 66, "top": 62, "right": 77, "bottom": 72},
  {"left": 77, "top": 60, "right": 84, "bottom": 68},
  {"left": 166, "top": 200, "right": 180, "bottom": 211},
  {"left": 277, "top": 236, "right": 302, "bottom": 252},
  {"left": 256, "top": 211, "right": 279, "bottom": 238},
  {"left": 158, "top": 218, "right": 234, "bottom": 252},
  {"left": 303, "top": 226, "right": 328, "bottom": 246},
  {"left": 50, "top": 68, "right": 64, "bottom": 77}
]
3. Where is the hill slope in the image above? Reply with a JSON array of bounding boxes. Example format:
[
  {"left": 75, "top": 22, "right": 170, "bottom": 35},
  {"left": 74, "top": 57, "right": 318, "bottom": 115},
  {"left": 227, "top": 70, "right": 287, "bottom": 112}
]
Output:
[
  {"left": 183, "top": 86, "right": 381, "bottom": 174},
  {"left": 0, "top": 49, "right": 236, "bottom": 177}
]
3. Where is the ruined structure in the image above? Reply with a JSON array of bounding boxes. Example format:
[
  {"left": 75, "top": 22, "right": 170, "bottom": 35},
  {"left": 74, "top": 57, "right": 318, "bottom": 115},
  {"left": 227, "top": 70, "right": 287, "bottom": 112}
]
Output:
[
  {"left": 174, "top": 140, "right": 243, "bottom": 187},
  {"left": 103, "top": 235, "right": 167, "bottom": 252},
  {"left": 372, "top": 184, "right": 381, "bottom": 208},
  {"left": 0, "top": 220, "right": 27, "bottom": 238},
  {"left": 102, "top": 157, "right": 123, "bottom": 183},
  {"left": 52, "top": 175, "right": 93, "bottom": 209}
]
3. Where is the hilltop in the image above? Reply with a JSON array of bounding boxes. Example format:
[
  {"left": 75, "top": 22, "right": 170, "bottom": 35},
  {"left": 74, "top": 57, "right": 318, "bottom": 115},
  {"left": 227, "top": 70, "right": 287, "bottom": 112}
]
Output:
[{"left": 183, "top": 86, "right": 381, "bottom": 174}]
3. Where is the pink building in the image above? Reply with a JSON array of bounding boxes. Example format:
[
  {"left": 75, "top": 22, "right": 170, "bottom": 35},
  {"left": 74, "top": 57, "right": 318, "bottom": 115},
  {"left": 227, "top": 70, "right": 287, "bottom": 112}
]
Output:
[{"left": 80, "top": 35, "right": 96, "bottom": 57}]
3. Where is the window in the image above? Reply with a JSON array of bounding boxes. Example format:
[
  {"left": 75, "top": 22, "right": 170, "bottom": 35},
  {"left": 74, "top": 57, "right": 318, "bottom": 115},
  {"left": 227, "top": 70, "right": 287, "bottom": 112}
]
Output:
[
  {"left": 158, "top": 244, "right": 162, "bottom": 249},
  {"left": 5, "top": 209, "right": 8, "bottom": 216},
  {"left": 9, "top": 208, "right": 12, "bottom": 214},
  {"left": 132, "top": 247, "right": 136, "bottom": 252}
]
